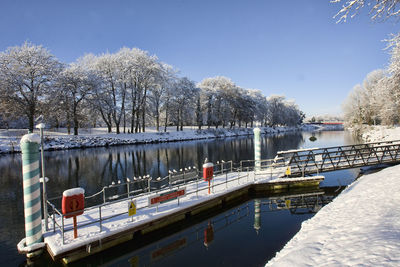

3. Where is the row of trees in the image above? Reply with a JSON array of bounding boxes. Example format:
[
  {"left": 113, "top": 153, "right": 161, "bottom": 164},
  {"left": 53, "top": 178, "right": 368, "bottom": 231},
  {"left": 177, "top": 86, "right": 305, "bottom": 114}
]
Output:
[
  {"left": 0, "top": 43, "right": 304, "bottom": 134},
  {"left": 342, "top": 34, "right": 400, "bottom": 126}
]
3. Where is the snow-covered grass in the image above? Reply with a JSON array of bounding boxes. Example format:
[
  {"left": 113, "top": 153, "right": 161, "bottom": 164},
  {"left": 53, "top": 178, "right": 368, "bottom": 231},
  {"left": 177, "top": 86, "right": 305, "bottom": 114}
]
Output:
[
  {"left": 266, "top": 163, "right": 400, "bottom": 266},
  {"left": 0, "top": 124, "right": 337, "bottom": 154},
  {"left": 361, "top": 125, "right": 400, "bottom": 143},
  {"left": 267, "top": 125, "right": 400, "bottom": 266}
]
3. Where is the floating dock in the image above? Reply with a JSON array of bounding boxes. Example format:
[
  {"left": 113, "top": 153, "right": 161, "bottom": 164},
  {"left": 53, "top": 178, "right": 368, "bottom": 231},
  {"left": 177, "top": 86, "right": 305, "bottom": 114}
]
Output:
[{"left": 42, "top": 171, "right": 324, "bottom": 264}]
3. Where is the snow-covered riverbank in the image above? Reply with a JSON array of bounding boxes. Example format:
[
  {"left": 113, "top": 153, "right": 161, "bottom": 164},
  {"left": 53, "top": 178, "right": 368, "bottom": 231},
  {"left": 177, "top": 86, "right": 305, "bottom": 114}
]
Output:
[
  {"left": 361, "top": 125, "right": 400, "bottom": 143},
  {"left": 0, "top": 124, "right": 340, "bottom": 154},
  {"left": 266, "top": 126, "right": 400, "bottom": 266},
  {"left": 267, "top": 163, "right": 400, "bottom": 266}
]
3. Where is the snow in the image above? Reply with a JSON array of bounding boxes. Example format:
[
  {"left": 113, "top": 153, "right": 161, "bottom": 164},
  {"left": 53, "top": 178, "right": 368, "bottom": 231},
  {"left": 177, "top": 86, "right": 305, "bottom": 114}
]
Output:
[
  {"left": 202, "top": 162, "right": 213, "bottom": 168},
  {"left": 0, "top": 125, "right": 334, "bottom": 154},
  {"left": 17, "top": 238, "right": 45, "bottom": 253},
  {"left": 62, "top": 188, "right": 85, "bottom": 197},
  {"left": 360, "top": 125, "right": 400, "bottom": 143},
  {"left": 267, "top": 126, "right": 400, "bottom": 266},
  {"left": 19, "top": 133, "right": 41, "bottom": 145},
  {"left": 35, "top": 123, "right": 45, "bottom": 129}
]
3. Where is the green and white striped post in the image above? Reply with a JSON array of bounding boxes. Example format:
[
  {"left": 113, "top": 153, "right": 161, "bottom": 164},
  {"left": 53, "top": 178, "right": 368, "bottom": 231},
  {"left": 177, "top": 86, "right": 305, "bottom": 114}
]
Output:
[
  {"left": 20, "top": 133, "right": 43, "bottom": 251},
  {"left": 254, "top": 128, "right": 261, "bottom": 172}
]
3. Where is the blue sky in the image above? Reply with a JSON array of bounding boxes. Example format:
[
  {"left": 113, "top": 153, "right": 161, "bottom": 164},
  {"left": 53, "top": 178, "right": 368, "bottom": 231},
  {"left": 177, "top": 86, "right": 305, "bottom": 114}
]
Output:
[{"left": 0, "top": 0, "right": 398, "bottom": 117}]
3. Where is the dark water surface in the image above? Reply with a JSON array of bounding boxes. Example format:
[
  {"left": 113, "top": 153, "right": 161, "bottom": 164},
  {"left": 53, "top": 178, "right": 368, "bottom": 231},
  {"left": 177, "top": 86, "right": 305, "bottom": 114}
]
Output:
[{"left": 0, "top": 131, "right": 359, "bottom": 266}]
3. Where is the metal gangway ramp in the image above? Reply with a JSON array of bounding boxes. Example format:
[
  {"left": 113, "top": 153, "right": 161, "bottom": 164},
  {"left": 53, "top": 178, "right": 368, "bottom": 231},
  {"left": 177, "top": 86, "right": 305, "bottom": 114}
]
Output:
[{"left": 275, "top": 140, "right": 400, "bottom": 177}]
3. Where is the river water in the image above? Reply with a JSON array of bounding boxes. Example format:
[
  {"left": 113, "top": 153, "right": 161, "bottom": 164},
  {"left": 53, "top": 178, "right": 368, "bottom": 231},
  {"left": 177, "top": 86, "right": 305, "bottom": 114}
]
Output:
[{"left": 0, "top": 130, "right": 359, "bottom": 266}]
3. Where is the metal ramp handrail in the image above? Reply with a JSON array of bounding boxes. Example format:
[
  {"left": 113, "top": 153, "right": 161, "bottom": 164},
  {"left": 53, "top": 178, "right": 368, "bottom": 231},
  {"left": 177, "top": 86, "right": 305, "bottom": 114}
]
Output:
[{"left": 276, "top": 140, "right": 400, "bottom": 176}]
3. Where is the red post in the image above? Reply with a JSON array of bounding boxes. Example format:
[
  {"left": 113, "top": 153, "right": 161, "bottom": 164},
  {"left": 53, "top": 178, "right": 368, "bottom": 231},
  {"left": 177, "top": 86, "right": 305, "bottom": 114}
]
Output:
[
  {"left": 62, "top": 188, "right": 85, "bottom": 240},
  {"left": 203, "top": 162, "right": 214, "bottom": 195},
  {"left": 73, "top": 216, "right": 78, "bottom": 239}
]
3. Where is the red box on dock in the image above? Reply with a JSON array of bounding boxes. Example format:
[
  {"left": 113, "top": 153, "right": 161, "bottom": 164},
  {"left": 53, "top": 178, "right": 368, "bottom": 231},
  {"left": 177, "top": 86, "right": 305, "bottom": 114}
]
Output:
[
  {"left": 203, "top": 162, "right": 214, "bottom": 181},
  {"left": 62, "top": 188, "right": 85, "bottom": 218}
]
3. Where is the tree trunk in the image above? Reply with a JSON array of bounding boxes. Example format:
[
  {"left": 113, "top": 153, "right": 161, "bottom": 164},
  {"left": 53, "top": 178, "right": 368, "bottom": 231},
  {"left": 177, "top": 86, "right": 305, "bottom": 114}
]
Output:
[
  {"left": 164, "top": 102, "right": 169, "bottom": 132},
  {"left": 73, "top": 103, "right": 79, "bottom": 136},
  {"left": 28, "top": 112, "right": 34, "bottom": 133},
  {"left": 141, "top": 87, "right": 147, "bottom": 133},
  {"left": 116, "top": 122, "right": 120, "bottom": 134},
  {"left": 135, "top": 112, "right": 140, "bottom": 133},
  {"left": 155, "top": 104, "right": 159, "bottom": 132},
  {"left": 131, "top": 108, "right": 135, "bottom": 133},
  {"left": 123, "top": 110, "right": 126, "bottom": 133}
]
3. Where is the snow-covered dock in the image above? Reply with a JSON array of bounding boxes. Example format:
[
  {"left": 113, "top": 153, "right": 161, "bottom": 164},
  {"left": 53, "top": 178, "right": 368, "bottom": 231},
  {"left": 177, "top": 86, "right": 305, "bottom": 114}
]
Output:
[{"left": 43, "top": 170, "right": 324, "bottom": 264}]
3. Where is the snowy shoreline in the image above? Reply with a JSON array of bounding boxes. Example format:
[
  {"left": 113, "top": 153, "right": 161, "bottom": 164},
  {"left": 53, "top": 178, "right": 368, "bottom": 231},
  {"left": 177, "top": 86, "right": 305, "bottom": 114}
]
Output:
[
  {"left": 266, "top": 125, "right": 400, "bottom": 266},
  {"left": 0, "top": 124, "right": 342, "bottom": 154}
]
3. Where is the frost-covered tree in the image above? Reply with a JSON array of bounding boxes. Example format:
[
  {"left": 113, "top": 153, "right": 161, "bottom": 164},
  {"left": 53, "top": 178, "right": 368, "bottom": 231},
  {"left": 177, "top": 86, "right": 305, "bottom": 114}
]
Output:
[
  {"left": 124, "top": 48, "right": 159, "bottom": 133},
  {"left": 170, "top": 77, "right": 197, "bottom": 131},
  {"left": 57, "top": 57, "right": 97, "bottom": 135},
  {"left": 332, "top": 0, "right": 400, "bottom": 22},
  {"left": 95, "top": 52, "right": 127, "bottom": 134},
  {"left": 148, "top": 62, "right": 177, "bottom": 131},
  {"left": 342, "top": 69, "right": 389, "bottom": 126},
  {"left": 265, "top": 95, "right": 303, "bottom": 126},
  {"left": 0, "top": 42, "right": 62, "bottom": 131},
  {"left": 198, "top": 76, "right": 236, "bottom": 128}
]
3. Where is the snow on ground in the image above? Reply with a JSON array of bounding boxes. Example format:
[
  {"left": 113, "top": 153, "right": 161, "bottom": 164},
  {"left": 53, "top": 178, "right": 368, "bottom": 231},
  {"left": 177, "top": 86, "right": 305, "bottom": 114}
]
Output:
[
  {"left": 267, "top": 126, "right": 400, "bottom": 266},
  {"left": 361, "top": 125, "right": 400, "bottom": 143},
  {"left": 0, "top": 124, "right": 338, "bottom": 154}
]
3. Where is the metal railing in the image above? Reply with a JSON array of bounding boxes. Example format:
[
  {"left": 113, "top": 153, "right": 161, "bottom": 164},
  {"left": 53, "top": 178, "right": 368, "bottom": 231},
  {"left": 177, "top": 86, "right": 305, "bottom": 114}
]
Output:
[
  {"left": 276, "top": 140, "right": 400, "bottom": 176},
  {"left": 43, "top": 153, "right": 328, "bottom": 244},
  {"left": 46, "top": 160, "right": 277, "bottom": 244}
]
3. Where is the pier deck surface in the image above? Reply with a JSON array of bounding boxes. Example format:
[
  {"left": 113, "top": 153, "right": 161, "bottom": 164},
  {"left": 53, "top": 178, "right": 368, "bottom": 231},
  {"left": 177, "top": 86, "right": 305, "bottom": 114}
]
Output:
[{"left": 43, "top": 171, "right": 323, "bottom": 262}]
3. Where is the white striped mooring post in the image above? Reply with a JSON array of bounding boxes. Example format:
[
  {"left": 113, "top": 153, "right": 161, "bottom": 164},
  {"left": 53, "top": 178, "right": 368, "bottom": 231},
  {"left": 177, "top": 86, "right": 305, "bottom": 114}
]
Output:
[
  {"left": 253, "top": 127, "right": 261, "bottom": 171},
  {"left": 19, "top": 133, "right": 44, "bottom": 257}
]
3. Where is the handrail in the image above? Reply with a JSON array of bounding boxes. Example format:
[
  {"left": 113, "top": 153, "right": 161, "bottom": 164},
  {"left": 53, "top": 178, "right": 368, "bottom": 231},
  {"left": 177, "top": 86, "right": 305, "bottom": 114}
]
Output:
[{"left": 46, "top": 160, "right": 285, "bottom": 244}]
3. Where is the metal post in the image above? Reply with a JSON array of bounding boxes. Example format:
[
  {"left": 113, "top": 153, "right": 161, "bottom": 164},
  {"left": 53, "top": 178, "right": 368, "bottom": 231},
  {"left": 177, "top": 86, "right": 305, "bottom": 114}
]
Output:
[
  {"left": 148, "top": 177, "right": 151, "bottom": 192},
  {"left": 20, "top": 133, "right": 43, "bottom": 255},
  {"left": 103, "top": 188, "right": 106, "bottom": 204},
  {"left": 36, "top": 123, "right": 48, "bottom": 231},
  {"left": 196, "top": 176, "right": 199, "bottom": 198},
  {"left": 62, "top": 216, "right": 65, "bottom": 245},
  {"left": 52, "top": 207, "right": 55, "bottom": 233},
  {"left": 99, "top": 206, "right": 102, "bottom": 232},
  {"left": 254, "top": 128, "right": 261, "bottom": 172},
  {"left": 127, "top": 182, "right": 130, "bottom": 198},
  {"left": 225, "top": 172, "right": 228, "bottom": 189},
  {"left": 178, "top": 185, "right": 180, "bottom": 206}
]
